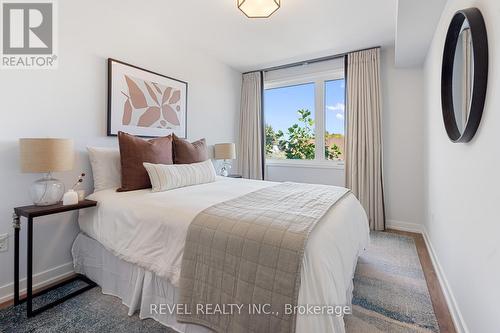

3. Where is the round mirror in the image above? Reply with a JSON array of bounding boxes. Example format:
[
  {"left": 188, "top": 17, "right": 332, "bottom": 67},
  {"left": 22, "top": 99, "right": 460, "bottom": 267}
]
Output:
[{"left": 441, "top": 8, "right": 488, "bottom": 143}]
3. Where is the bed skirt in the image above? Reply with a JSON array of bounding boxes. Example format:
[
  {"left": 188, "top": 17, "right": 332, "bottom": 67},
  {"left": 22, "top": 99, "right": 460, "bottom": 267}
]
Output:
[{"left": 72, "top": 232, "right": 212, "bottom": 333}]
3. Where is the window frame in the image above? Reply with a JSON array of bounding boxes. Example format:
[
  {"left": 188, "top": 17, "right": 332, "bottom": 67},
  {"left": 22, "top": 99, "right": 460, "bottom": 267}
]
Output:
[{"left": 264, "top": 68, "right": 345, "bottom": 169}]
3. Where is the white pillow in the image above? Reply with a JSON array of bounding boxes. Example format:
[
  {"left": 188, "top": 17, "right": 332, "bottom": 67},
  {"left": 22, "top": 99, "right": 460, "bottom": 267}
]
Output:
[
  {"left": 143, "top": 159, "right": 216, "bottom": 192},
  {"left": 87, "top": 147, "right": 121, "bottom": 192}
]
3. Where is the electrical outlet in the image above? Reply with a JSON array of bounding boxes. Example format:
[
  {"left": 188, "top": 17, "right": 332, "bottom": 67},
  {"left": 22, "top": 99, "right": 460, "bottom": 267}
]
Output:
[{"left": 0, "top": 234, "right": 8, "bottom": 252}]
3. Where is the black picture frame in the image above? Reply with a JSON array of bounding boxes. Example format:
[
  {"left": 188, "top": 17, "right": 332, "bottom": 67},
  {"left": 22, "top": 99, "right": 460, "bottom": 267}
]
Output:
[
  {"left": 107, "top": 58, "right": 188, "bottom": 138},
  {"left": 441, "top": 8, "right": 488, "bottom": 143}
]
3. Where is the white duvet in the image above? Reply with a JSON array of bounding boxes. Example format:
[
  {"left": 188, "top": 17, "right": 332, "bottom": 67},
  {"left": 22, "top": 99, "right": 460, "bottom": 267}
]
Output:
[{"left": 78, "top": 177, "right": 370, "bottom": 333}]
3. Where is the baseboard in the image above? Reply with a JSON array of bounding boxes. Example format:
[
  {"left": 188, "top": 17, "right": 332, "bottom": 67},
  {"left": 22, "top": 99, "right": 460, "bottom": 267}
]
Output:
[
  {"left": 422, "top": 227, "right": 469, "bottom": 333},
  {"left": 386, "top": 219, "right": 423, "bottom": 233},
  {"left": 0, "top": 261, "right": 74, "bottom": 304}
]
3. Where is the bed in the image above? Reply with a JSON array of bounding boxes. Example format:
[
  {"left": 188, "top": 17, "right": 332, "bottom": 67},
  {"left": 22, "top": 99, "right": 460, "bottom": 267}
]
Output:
[{"left": 74, "top": 176, "right": 369, "bottom": 333}]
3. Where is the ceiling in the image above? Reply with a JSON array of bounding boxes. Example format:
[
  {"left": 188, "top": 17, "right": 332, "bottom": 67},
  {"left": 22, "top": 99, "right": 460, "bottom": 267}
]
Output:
[
  {"left": 395, "top": 0, "right": 448, "bottom": 67},
  {"left": 141, "top": 0, "right": 445, "bottom": 71},
  {"left": 158, "top": 0, "right": 398, "bottom": 71}
]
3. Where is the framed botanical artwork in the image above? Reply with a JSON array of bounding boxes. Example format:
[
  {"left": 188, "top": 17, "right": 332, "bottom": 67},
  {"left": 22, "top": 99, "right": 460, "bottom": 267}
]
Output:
[{"left": 107, "top": 58, "right": 188, "bottom": 138}]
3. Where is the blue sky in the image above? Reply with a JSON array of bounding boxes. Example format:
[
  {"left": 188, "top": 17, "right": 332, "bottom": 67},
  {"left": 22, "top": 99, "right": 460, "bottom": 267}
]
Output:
[{"left": 264, "top": 79, "right": 345, "bottom": 135}]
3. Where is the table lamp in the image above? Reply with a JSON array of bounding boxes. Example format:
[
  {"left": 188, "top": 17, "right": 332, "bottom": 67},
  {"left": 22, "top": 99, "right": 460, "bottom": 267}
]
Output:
[
  {"left": 214, "top": 143, "right": 236, "bottom": 177},
  {"left": 19, "top": 138, "right": 74, "bottom": 206}
]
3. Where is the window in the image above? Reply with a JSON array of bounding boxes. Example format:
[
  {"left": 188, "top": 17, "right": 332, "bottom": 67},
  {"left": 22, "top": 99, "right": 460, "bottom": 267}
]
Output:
[
  {"left": 324, "top": 79, "right": 345, "bottom": 160},
  {"left": 264, "top": 68, "right": 345, "bottom": 165},
  {"left": 264, "top": 83, "right": 316, "bottom": 160}
]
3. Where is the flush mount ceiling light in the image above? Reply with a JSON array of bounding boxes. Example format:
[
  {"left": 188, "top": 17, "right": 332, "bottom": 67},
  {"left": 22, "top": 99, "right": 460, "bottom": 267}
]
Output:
[{"left": 238, "top": 0, "right": 280, "bottom": 18}]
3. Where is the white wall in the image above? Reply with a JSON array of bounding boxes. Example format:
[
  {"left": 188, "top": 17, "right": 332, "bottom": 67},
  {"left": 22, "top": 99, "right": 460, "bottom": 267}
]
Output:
[
  {"left": 0, "top": 0, "right": 241, "bottom": 301},
  {"left": 381, "top": 47, "right": 426, "bottom": 231},
  {"left": 265, "top": 163, "right": 345, "bottom": 186},
  {"left": 423, "top": 0, "right": 500, "bottom": 332}
]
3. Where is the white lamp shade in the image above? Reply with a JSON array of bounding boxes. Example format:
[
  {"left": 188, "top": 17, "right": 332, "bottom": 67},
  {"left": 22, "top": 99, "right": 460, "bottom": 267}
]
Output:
[
  {"left": 214, "top": 143, "right": 236, "bottom": 160},
  {"left": 20, "top": 138, "right": 74, "bottom": 173}
]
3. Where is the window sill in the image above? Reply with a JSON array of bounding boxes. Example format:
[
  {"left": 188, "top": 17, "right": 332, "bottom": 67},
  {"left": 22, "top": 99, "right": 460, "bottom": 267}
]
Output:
[{"left": 265, "top": 159, "right": 345, "bottom": 170}]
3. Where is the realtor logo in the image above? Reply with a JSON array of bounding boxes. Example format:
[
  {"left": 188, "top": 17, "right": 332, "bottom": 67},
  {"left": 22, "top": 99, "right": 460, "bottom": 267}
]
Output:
[{"left": 1, "top": 0, "right": 57, "bottom": 69}]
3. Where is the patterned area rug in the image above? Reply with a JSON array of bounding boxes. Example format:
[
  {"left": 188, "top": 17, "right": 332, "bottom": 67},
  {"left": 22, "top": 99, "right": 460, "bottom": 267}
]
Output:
[
  {"left": 0, "top": 232, "right": 439, "bottom": 332},
  {"left": 345, "top": 232, "right": 440, "bottom": 332}
]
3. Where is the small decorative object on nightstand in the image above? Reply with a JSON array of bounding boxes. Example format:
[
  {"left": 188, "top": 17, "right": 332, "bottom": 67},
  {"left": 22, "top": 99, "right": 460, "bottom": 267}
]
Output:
[
  {"left": 214, "top": 143, "right": 236, "bottom": 177},
  {"left": 63, "top": 173, "right": 86, "bottom": 206},
  {"left": 12, "top": 200, "right": 97, "bottom": 317},
  {"left": 62, "top": 190, "right": 78, "bottom": 205},
  {"left": 19, "top": 138, "right": 74, "bottom": 206}
]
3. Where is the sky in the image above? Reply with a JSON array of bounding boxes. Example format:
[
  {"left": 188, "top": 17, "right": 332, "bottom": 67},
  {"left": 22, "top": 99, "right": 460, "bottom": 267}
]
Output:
[{"left": 264, "top": 79, "right": 345, "bottom": 135}]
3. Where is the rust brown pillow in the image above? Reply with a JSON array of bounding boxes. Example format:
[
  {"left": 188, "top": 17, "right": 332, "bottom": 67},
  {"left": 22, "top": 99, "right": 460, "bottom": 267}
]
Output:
[
  {"left": 117, "top": 131, "right": 173, "bottom": 192},
  {"left": 172, "top": 134, "right": 208, "bottom": 164}
]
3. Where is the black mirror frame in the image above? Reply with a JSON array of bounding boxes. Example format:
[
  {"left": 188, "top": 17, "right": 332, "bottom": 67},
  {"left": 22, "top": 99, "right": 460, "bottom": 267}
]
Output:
[{"left": 441, "top": 7, "right": 488, "bottom": 143}]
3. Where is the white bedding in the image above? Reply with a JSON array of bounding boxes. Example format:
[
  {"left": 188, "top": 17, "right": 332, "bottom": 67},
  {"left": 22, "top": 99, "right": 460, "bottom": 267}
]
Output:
[{"left": 78, "top": 177, "right": 370, "bottom": 332}]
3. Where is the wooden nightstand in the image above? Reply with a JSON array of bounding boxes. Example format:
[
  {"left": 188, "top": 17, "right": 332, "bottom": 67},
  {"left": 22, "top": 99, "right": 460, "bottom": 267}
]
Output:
[
  {"left": 227, "top": 174, "right": 242, "bottom": 178},
  {"left": 12, "top": 200, "right": 97, "bottom": 317}
]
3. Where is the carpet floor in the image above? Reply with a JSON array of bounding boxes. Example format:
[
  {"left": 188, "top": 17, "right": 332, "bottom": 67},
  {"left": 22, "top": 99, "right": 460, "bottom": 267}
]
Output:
[
  {"left": 0, "top": 232, "right": 439, "bottom": 333},
  {"left": 345, "top": 232, "right": 440, "bottom": 332}
]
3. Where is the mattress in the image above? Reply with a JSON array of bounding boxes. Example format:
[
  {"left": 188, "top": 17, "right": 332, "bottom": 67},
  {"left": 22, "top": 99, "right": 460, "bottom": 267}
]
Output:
[{"left": 77, "top": 177, "right": 370, "bottom": 332}]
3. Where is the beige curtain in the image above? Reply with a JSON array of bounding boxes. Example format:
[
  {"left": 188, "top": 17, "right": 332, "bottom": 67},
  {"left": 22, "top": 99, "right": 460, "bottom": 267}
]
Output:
[
  {"left": 238, "top": 72, "right": 263, "bottom": 180},
  {"left": 345, "top": 48, "right": 385, "bottom": 230}
]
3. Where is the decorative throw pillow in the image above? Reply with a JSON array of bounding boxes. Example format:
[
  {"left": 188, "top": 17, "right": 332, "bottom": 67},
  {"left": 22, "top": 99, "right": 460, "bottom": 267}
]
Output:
[
  {"left": 117, "top": 131, "right": 173, "bottom": 192},
  {"left": 143, "top": 159, "right": 216, "bottom": 192},
  {"left": 87, "top": 147, "right": 121, "bottom": 192},
  {"left": 172, "top": 134, "right": 208, "bottom": 164}
]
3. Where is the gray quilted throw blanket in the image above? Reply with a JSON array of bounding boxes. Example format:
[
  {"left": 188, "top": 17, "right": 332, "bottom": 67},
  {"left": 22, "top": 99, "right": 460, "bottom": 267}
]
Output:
[{"left": 177, "top": 182, "right": 350, "bottom": 333}]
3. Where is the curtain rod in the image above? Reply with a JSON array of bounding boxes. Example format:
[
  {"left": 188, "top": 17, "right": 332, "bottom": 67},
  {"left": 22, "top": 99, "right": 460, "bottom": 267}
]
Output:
[{"left": 243, "top": 46, "right": 381, "bottom": 75}]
